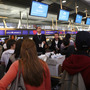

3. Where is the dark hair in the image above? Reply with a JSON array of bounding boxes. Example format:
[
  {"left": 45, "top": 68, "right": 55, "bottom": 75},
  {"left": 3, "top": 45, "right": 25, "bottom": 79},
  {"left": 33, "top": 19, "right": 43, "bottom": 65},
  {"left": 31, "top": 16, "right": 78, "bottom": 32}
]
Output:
[
  {"left": 36, "top": 26, "right": 40, "bottom": 30},
  {"left": 6, "top": 39, "right": 16, "bottom": 49},
  {"left": 54, "top": 33, "right": 59, "bottom": 36},
  {"left": 63, "top": 38, "right": 70, "bottom": 46},
  {"left": 65, "top": 34, "right": 71, "bottom": 39},
  {"left": 20, "top": 39, "right": 45, "bottom": 86},
  {"left": 5, "top": 38, "right": 8, "bottom": 42},
  {"left": 14, "top": 39, "right": 23, "bottom": 59},
  {"left": 75, "top": 31, "right": 90, "bottom": 51}
]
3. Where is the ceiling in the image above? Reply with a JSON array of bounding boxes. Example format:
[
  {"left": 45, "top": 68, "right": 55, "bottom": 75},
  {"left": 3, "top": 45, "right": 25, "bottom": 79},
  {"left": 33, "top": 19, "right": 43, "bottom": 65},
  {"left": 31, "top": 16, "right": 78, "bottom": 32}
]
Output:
[{"left": 0, "top": 0, "right": 90, "bottom": 29}]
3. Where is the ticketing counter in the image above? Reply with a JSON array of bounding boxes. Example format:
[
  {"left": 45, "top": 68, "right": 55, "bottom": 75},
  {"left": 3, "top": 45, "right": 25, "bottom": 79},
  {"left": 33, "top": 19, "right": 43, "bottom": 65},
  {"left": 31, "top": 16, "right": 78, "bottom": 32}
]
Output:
[{"left": 0, "top": 28, "right": 79, "bottom": 43}]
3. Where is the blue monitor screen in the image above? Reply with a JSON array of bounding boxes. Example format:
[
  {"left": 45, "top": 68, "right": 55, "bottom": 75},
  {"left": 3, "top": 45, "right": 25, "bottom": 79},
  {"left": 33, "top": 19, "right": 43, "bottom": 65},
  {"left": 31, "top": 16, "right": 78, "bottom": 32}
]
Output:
[
  {"left": 58, "top": 9, "right": 70, "bottom": 21},
  {"left": 30, "top": 1, "right": 48, "bottom": 17},
  {"left": 86, "top": 18, "right": 90, "bottom": 25},
  {"left": 75, "top": 14, "right": 82, "bottom": 23}
]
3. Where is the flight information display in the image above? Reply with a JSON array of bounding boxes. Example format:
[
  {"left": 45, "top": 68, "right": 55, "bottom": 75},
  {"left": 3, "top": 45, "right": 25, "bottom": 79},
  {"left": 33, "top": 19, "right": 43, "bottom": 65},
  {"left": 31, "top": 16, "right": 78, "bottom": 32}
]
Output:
[
  {"left": 86, "top": 18, "right": 90, "bottom": 25},
  {"left": 75, "top": 14, "right": 82, "bottom": 24},
  {"left": 30, "top": 1, "right": 48, "bottom": 17},
  {"left": 58, "top": 9, "right": 70, "bottom": 21}
]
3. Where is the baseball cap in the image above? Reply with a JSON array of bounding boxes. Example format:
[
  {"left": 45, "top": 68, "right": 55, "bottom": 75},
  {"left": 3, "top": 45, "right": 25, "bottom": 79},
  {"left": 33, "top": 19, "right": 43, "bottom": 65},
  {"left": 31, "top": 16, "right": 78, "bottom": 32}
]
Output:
[{"left": 75, "top": 31, "right": 90, "bottom": 51}]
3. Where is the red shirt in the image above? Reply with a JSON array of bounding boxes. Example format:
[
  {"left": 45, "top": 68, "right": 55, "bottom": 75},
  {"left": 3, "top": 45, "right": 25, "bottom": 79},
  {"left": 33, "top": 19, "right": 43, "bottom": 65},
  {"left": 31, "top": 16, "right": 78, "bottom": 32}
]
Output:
[{"left": 0, "top": 60, "right": 51, "bottom": 90}]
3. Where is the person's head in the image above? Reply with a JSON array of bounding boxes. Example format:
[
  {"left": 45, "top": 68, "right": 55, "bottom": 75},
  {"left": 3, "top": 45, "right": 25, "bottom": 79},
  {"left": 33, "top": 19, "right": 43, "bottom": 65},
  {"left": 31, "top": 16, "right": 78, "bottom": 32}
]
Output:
[
  {"left": 20, "top": 39, "right": 45, "bottom": 86},
  {"left": 75, "top": 31, "right": 90, "bottom": 52},
  {"left": 14, "top": 39, "right": 23, "bottom": 59},
  {"left": 36, "top": 26, "right": 41, "bottom": 33},
  {"left": 5, "top": 38, "right": 9, "bottom": 43},
  {"left": 65, "top": 33, "right": 71, "bottom": 40},
  {"left": 63, "top": 38, "right": 70, "bottom": 47},
  {"left": 54, "top": 33, "right": 59, "bottom": 40},
  {"left": 6, "top": 39, "right": 16, "bottom": 50}
]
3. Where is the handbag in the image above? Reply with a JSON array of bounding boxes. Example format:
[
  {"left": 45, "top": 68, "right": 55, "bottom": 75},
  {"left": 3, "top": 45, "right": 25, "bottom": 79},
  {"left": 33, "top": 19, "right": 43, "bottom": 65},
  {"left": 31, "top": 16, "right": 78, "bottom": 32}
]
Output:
[
  {"left": 10, "top": 60, "right": 26, "bottom": 90},
  {"left": 0, "top": 64, "right": 5, "bottom": 79}
]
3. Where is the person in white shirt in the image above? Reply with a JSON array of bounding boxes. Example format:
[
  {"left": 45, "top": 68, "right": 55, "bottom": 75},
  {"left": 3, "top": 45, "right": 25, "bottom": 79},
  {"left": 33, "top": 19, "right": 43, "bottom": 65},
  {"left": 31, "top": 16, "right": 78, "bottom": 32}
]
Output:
[
  {"left": 3, "top": 43, "right": 7, "bottom": 50},
  {"left": 1, "top": 39, "right": 16, "bottom": 67},
  {"left": 3, "top": 38, "right": 8, "bottom": 51}
]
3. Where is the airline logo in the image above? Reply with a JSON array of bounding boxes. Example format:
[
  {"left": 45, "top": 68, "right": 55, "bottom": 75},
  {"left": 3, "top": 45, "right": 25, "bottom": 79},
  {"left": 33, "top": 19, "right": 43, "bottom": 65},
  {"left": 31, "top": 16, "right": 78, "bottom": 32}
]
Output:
[
  {"left": 33, "top": 30, "right": 37, "bottom": 35},
  {"left": 78, "top": 16, "right": 81, "bottom": 18},
  {"left": 63, "top": 12, "right": 66, "bottom": 15},
  {"left": 59, "top": 10, "right": 69, "bottom": 21},
  {"left": 39, "top": 5, "right": 43, "bottom": 9}
]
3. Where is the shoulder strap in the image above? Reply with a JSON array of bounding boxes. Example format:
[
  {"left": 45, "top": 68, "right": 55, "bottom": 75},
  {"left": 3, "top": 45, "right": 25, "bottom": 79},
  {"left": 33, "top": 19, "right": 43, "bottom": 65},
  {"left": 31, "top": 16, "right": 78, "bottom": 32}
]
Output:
[{"left": 18, "top": 60, "right": 22, "bottom": 73}]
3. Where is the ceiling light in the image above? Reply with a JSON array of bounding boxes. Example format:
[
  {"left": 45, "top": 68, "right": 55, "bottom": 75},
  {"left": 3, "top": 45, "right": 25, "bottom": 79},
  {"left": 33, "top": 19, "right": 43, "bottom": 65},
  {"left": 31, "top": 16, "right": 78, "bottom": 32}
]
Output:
[
  {"left": 84, "top": 10, "right": 87, "bottom": 12},
  {"left": 62, "top": 0, "right": 66, "bottom": 3},
  {"left": 76, "top": 5, "right": 79, "bottom": 8}
]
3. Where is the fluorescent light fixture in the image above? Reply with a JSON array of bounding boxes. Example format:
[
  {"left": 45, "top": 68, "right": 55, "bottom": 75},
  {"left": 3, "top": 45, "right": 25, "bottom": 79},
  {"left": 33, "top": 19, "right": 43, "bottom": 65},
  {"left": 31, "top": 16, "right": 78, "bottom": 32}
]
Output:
[
  {"left": 84, "top": 10, "right": 87, "bottom": 13},
  {"left": 62, "top": 0, "right": 66, "bottom": 3},
  {"left": 0, "top": 16, "right": 8, "bottom": 19}
]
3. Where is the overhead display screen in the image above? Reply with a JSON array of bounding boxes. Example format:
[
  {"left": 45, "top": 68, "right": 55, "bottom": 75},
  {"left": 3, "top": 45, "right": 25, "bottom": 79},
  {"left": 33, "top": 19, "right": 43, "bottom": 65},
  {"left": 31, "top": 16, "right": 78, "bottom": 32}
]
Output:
[
  {"left": 75, "top": 14, "right": 82, "bottom": 24},
  {"left": 86, "top": 18, "right": 90, "bottom": 25},
  {"left": 30, "top": 1, "right": 48, "bottom": 17},
  {"left": 22, "top": 30, "right": 28, "bottom": 35},
  {"left": 58, "top": 9, "right": 70, "bottom": 21},
  {"left": 6, "top": 30, "right": 21, "bottom": 35},
  {"left": 0, "top": 30, "right": 5, "bottom": 35},
  {"left": 29, "top": 30, "right": 45, "bottom": 35}
]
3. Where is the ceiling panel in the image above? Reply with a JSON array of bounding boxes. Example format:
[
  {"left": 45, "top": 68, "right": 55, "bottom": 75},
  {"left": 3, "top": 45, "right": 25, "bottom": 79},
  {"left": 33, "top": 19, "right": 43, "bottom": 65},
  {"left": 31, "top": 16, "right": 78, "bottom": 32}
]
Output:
[
  {"left": 0, "top": 0, "right": 90, "bottom": 26},
  {"left": 80, "top": 0, "right": 90, "bottom": 6}
]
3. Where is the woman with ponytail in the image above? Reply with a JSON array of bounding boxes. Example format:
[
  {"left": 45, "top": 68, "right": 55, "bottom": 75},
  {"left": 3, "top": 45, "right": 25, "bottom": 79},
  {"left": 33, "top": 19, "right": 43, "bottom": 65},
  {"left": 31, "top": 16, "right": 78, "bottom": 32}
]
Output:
[{"left": 0, "top": 39, "right": 51, "bottom": 90}]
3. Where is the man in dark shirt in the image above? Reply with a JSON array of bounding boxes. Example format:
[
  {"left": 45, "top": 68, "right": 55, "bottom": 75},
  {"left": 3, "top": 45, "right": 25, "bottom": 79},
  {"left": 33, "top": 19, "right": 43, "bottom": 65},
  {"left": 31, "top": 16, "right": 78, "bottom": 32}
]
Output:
[
  {"left": 50, "top": 33, "right": 62, "bottom": 54},
  {"left": 33, "top": 26, "right": 46, "bottom": 55}
]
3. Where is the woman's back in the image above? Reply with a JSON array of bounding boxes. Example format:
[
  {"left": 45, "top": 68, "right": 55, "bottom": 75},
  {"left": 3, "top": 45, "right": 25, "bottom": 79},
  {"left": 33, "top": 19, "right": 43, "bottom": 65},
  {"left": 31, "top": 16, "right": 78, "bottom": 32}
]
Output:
[{"left": 0, "top": 60, "right": 51, "bottom": 90}]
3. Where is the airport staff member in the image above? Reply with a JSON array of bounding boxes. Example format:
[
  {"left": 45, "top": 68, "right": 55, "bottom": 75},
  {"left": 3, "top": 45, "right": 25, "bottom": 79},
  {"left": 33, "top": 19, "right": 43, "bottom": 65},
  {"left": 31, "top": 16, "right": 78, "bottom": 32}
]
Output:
[
  {"left": 33, "top": 26, "right": 46, "bottom": 55},
  {"left": 50, "top": 33, "right": 62, "bottom": 54}
]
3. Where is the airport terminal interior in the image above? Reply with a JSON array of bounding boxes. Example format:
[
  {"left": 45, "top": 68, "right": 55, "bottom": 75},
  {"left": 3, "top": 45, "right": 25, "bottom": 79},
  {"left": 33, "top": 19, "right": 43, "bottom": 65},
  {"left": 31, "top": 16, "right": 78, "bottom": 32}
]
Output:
[{"left": 0, "top": 0, "right": 90, "bottom": 90}]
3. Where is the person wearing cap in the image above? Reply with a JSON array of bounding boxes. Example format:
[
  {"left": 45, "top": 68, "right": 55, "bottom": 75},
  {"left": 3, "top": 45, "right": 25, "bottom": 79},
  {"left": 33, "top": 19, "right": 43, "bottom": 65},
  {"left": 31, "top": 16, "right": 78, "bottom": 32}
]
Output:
[
  {"left": 33, "top": 26, "right": 47, "bottom": 55},
  {"left": 62, "top": 31, "right": 90, "bottom": 90}
]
